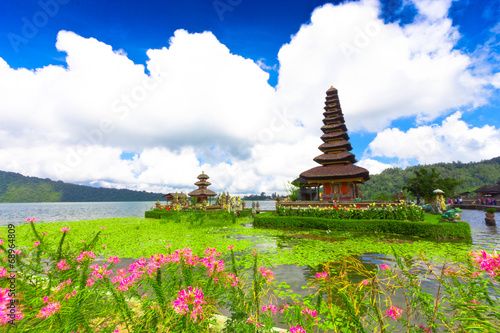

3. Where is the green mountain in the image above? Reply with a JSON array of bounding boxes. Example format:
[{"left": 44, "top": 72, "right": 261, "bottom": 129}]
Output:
[
  {"left": 0, "top": 170, "right": 164, "bottom": 203},
  {"left": 359, "top": 156, "right": 500, "bottom": 200}
]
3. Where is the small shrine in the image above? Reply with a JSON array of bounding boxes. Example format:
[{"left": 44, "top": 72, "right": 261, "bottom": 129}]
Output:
[
  {"left": 297, "top": 86, "right": 370, "bottom": 201},
  {"left": 188, "top": 172, "right": 217, "bottom": 203}
]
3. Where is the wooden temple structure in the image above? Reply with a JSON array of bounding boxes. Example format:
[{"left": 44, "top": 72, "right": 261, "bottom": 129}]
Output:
[
  {"left": 188, "top": 172, "right": 217, "bottom": 203},
  {"left": 295, "top": 86, "right": 370, "bottom": 201}
]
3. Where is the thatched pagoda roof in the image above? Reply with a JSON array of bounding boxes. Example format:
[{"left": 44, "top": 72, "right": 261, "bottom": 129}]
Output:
[
  {"left": 188, "top": 188, "right": 217, "bottom": 197},
  {"left": 300, "top": 164, "right": 370, "bottom": 182}
]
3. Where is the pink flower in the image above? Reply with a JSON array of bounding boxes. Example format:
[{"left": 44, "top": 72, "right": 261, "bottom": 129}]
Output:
[
  {"left": 108, "top": 256, "right": 120, "bottom": 264},
  {"left": 33, "top": 241, "right": 41, "bottom": 248},
  {"left": 91, "top": 263, "right": 112, "bottom": 280},
  {"left": 172, "top": 286, "right": 206, "bottom": 322},
  {"left": 101, "top": 226, "right": 106, "bottom": 229},
  {"left": 386, "top": 305, "right": 403, "bottom": 321},
  {"left": 103, "top": 244, "right": 107, "bottom": 249},
  {"left": 86, "top": 277, "right": 95, "bottom": 287},
  {"left": 228, "top": 244, "right": 235, "bottom": 251},
  {"left": 258, "top": 267, "right": 274, "bottom": 282},
  {"left": 226, "top": 273, "right": 240, "bottom": 287},
  {"left": 61, "top": 227, "right": 70, "bottom": 232},
  {"left": 362, "top": 279, "right": 370, "bottom": 285},
  {"left": 302, "top": 307, "right": 318, "bottom": 318},
  {"left": 289, "top": 324, "right": 306, "bottom": 333},
  {"left": 26, "top": 218, "right": 36, "bottom": 223},
  {"left": 76, "top": 251, "right": 96, "bottom": 262},
  {"left": 470, "top": 300, "right": 480, "bottom": 309},
  {"left": 0, "top": 267, "right": 7, "bottom": 278},
  {"left": 41, "top": 232, "right": 47, "bottom": 236},
  {"left": 56, "top": 259, "right": 71, "bottom": 271},
  {"left": 315, "top": 271, "right": 328, "bottom": 280},
  {"left": 0, "top": 239, "right": 3, "bottom": 245},
  {"left": 14, "top": 250, "right": 21, "bottom": 255},
  {"left": 55, "top": 279, "right": 72, "bottom": 291},
  {"left": 246, "top": 315, "right": 263, "bottom": 328},
  {"left": 63, "top": 290, "right": 77, "bottom": 301},
  {"left": 0, "top": 288, "right": 23, "bottom": 323},
  {"left": 381, "top": 264, "right": 390, "bottom": 271},
  {"left": 37, "top": 302, "right": 61, "bottom": 318},
  {"left": 262, "top": 304, "right": 278, "bottom": 315}
]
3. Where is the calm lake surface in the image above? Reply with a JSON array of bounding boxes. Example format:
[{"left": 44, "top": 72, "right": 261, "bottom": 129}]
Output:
[{"left": 0, "top": 200, "right": 277, "bottom": 226}]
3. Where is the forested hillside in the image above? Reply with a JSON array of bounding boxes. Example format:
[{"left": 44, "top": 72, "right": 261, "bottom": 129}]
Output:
[
  {"left": 359, "top": 156, "right": 500, "bottom": 200},
  {"left": 0, "top": 171, "right": 164, "bottom": 202}
]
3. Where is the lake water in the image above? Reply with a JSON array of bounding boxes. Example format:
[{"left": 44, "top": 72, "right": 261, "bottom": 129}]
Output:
[{"left": 0, "top": 200, "right": 277, "bottom": 226}]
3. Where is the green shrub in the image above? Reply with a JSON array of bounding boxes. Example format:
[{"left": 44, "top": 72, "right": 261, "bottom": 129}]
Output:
[
  {"left": 276, "top": 202, "right": 425, "bottom": 221},
  {"left": 254, "top": 213, "right": 471, "bottom": 240},
  {"left": 485, "top": 207, "right": 496, "bottom": 214}
]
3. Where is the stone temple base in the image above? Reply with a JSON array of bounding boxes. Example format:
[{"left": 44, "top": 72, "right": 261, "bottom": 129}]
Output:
[{"left": 485, "top": 218, "right": 496, "bottom": 226}]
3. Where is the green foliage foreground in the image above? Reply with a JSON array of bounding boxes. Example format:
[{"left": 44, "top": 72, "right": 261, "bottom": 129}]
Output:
[{"left": 1, "top": 220, "right": 499, "bottom": 332}]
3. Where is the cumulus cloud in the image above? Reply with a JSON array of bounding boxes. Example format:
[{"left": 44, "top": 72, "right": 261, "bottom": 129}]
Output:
[
  {"left": 365, "top": 111, "right": 500, "bottom": 165},
  {"left": 357, "top": 158, "right": 395, "bottom": 175},
  {"left": 0, "top": 0, "right": 497, "bottom": 194},
  {"left": 275, "top": 0, "right": 488, "bottom": 132}
]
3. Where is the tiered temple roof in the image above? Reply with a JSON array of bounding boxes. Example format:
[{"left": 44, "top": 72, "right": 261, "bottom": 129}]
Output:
[
  {"left": 188, "top": 172, "right": 217, "bottom": 202},
  {"left": 299, "top": 86, "right": 370, "bottom": 183}
]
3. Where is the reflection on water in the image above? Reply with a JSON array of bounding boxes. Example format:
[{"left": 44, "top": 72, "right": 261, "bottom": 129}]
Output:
[
  {"left": 264, "top": 209, "right": 499, "bottom": 301},
  {"left": 462, "top": 209, "right": 499, "bottom": 249}
]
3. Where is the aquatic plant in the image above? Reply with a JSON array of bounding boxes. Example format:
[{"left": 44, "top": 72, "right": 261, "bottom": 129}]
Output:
[{"left": 0, "top": 219, "right": 498, "bottom": 332}]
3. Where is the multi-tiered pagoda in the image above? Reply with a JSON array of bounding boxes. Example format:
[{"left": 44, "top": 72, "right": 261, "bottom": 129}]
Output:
[
  {"left": 188, "top": 172, "right": 217, "bottom": 203},
  {"left": 297, "top": 86, "right": 370, "bottom": 201}
]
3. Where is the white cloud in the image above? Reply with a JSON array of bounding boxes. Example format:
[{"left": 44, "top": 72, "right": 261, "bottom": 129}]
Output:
[
  {"left": 366, "top": 111, "right": 500, "bottom": 164},
  {"left": 357, "top": 158, "right": 395, "bottom": 175},
  {"left": 0, "top": 0, "right": 497, "bottom": 195},
  {"left": 492, "top": 72, "right": 500, "bottom": 89},
  {"left": 275, "top": 0, "right": 488, "bottom": 132}
]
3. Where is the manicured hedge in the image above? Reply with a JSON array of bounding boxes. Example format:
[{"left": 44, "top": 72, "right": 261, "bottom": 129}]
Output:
[
  {"left": 145, "top": 210, "right": 233, "bottom": 220},
  {"left": 254, "top": 213, "right": 471, "bottom": 240}
]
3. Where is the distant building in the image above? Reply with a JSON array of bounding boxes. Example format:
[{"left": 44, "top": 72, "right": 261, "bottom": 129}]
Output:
[
  {"left": 188, "top": 172, "right": 217, "bottom": 203},
  {"left": 296, "top": 86, "right": 370, "bottom": 201},
  {"left": 474, "top": 182, "right": 500, "bottom": 197}
]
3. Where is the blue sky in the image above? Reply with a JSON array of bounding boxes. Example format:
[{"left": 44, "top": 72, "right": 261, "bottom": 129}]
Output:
[{"left": 0, "top": 0, "right": 499, "bottom": 195}]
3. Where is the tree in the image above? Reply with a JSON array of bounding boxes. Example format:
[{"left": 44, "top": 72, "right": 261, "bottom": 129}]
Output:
[{"left": 403, "top": 168, "right": 461, "bottom": 204}]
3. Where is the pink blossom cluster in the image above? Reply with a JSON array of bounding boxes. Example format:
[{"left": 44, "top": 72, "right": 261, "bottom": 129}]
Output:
[
  {"left": 108, "top": 256, "right": 120, "bottom": 264},
  {"left": 63, "top": 290, "right": 77, "bottom": 301},
  {"left": 76, "top": 251, "right": 96, "bottom": 262},
  {"left": 386, "top": 305, "right": 403, "bottom": 321},
  {"left": 0, "top": 288, "right": 23, "bottom": 324},
  {"left": 26, "top": 218, "right": 36, "bottom": 223},
  {"left": 302, "top": 307, "right": 318, "bottom": 318},
  {"left": 61, "top": 227, "right": 70, "bottom": 232},
  {"left": 315, "top": 271, "right": 328, "bottom": 280},
  {"left": 90, "top": 263, "right": 112, "bottom": 280},
  {"left": 262, "top": 304, "right": 278, "bottom": 315},
  {"left": 55, "top": 279, "right": 72, "bottom": 291},
  {"left": 246, "top": 315, "right": 263, "bottom": 328},
  {"left": 37, "top": 302, "right": 61, "bottom": 319},
  {"left": 470, "top": 250, "right": 500, "bottom": 277},
  {"left": 258, "top": 267, "right": 274, "bottom": 282},
  {"left": 225, "top": 273, "right": 240, "bottom": 287},
  {"left": 112, "top": 269, "right": 143, "bottom": 291},
  {"left": 56, "top": 259, "right": 71, "bottom": 271},
  {"left": 33, "top": 241, "right": 41, "bottom": 248},
  {"left": 0, "top": 268, "right": 7, "bottom": 278},
  {"left": 289, "top": 323, "right": 306, "bottom": 333},
  {"left": 172, "top": 286, "right": 205, "bottom": 322}
]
